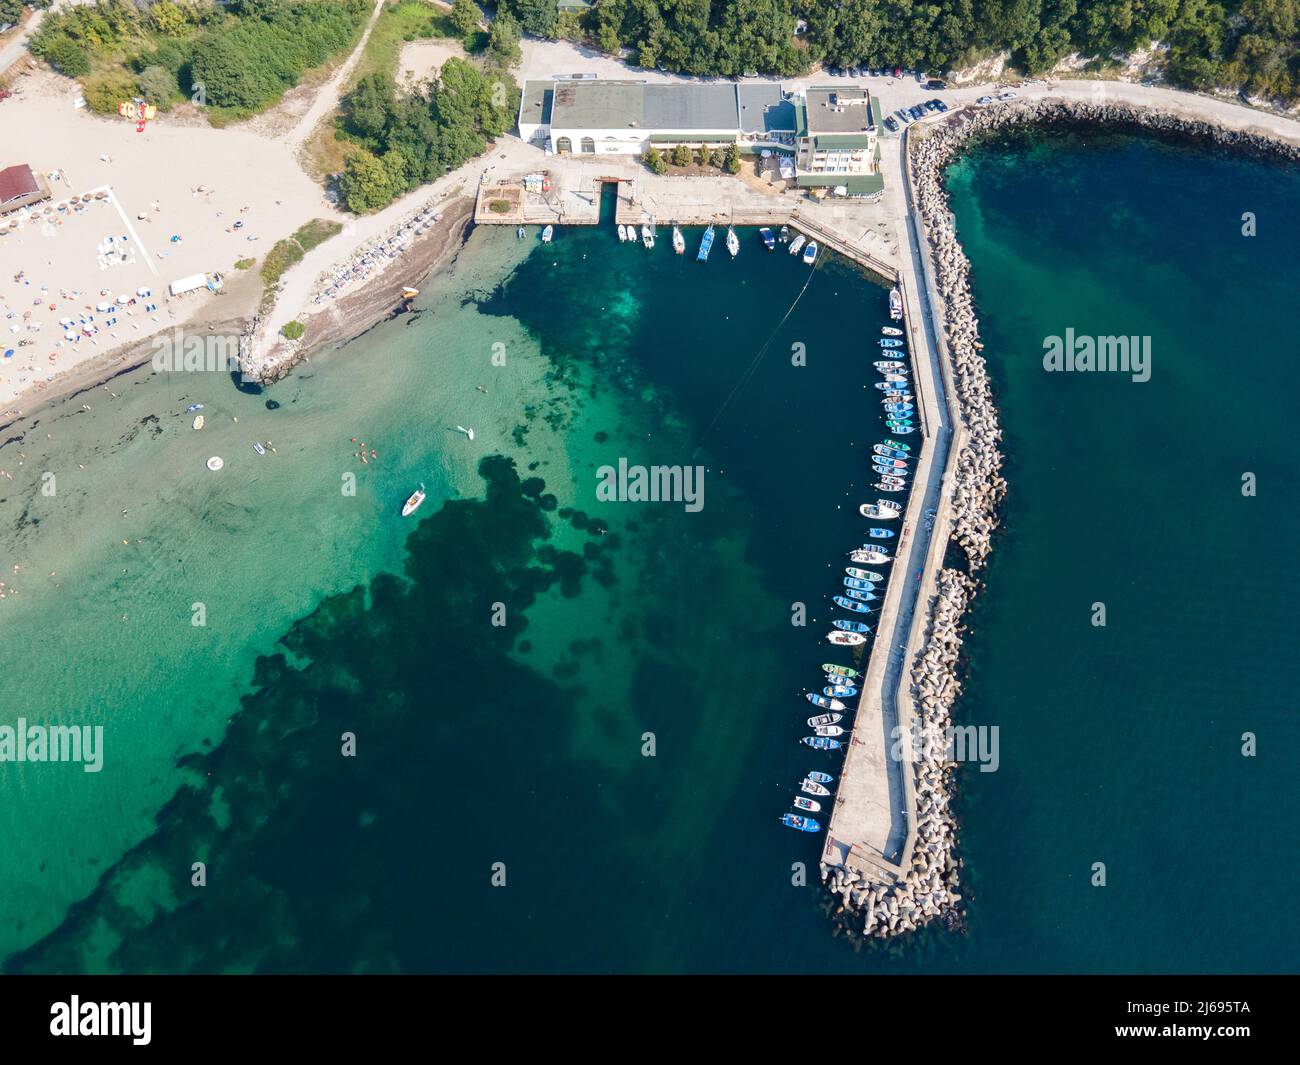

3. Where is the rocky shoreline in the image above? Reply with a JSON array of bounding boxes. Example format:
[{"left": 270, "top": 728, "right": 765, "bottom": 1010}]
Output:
[{"left": 821, "top": 96, "right": 1300, "bottom": 942}]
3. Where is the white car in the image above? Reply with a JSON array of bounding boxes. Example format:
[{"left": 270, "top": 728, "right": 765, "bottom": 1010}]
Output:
[
  {"left": 997, "top": 91, "right": 1017, "bottom": 101},
  {"left": 976, "top": 95, "right": 993, "bottom": 105}
]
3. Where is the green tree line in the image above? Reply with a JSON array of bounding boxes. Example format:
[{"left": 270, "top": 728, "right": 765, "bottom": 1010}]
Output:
[{"left": 498, "top": 0, "right": 1300, "bottom": 101}]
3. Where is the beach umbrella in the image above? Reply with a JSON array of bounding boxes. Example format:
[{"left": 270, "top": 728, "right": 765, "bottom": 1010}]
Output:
[
  {"left": 117, "top": 295, "right": 128, "bottom": 304},
  {"left": 3, "top": 349, "right": 13, "bottom": 358},
  {"left": 96, "top": 301, "right": 112, "bottom": 312}
]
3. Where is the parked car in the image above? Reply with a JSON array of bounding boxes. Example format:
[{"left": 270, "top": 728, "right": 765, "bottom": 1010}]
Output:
[
  {"left": 895, "top": 108, "right": 912, "bottom": 124},
  {"left": 829, "top": 66, "right": 841, "bottom": 77},
  {"left": 997, "top": 91, "right": 1017, "bottom": 100},
  {"left": 934, "top": 99, "right": 949, "bottom": 112},
  {"left": 849, "top": 66, "right": 861, "bottom": 77},
  {"left": 924, "top": 100, "right": 941, "bottom": 112},
  {"left": 925, "top": 79, "right": 946, "bottom": 90},
  {"left": 977, "top": 95, "right": 994, "bottom": 105},
  {"left": 883, "top": 116, "right": 899, "bottom": 132},
  {"left": 909, "top": 105, "right": 926, "bottom": 119}
]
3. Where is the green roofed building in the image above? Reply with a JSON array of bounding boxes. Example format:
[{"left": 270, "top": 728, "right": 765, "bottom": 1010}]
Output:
[{"left": 794, "top": 86, "right": 880, "bottom": 196}]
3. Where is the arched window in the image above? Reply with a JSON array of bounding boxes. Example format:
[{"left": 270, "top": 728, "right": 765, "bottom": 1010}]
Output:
[
  {"left": 555, "top": 137, "right": 572, "bottom": 154},
  {"left": 580, "top": 137, "right": 596, "bottom": 154}
]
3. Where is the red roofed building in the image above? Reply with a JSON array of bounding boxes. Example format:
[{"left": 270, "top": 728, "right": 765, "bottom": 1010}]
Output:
[{"left": 0, "top": 164, "right": 51, "bottom": 215}]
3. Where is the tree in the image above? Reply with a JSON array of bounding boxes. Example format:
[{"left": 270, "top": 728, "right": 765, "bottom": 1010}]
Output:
[
  {"left": 137, "top": 65, "right": 178, "bottom": 110},
  {"left": 44, "top": 35, "right": 92, "bottom": 78},
  {"left": 486, "top": 11, "right": 522, "bottom": 68},
  {"left": 671, "top": 143, "right": 692, "bottom": 167},
  {"left": 339, "top": 148, "right": 401, "bottom": 213},
  {"left": 148, "top": 1, "right": 188, "bottom": 37},
  {"left": 450, "top": 0, "right": 483, "bottom": 40},
  {"left": 0, "top": 0, "right": 24, "bottom": 28},
  {"left": 724, "top": 143, "right": 742, "bottom": 174},
  {"left": 642, "top": 147, "right": 668, "bottom": 174}
]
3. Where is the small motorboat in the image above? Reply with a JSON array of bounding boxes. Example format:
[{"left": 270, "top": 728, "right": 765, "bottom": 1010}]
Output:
[
  {"left": 845, "top": 589, "right": 877, "bottom": 603},
  {"left": 401, "top": 483, "right": 426, "bottom": 517},
  {"left": 801, "top": 737, "right": 843, "bottom": 752},
  {"left": 726, "top": 225, "right": 740, "bottom": 257},
  {"left": 845, "top": 568, "right": 884, "bottom": 581},
  {"left": 889, "top": 287, "right": 903, "bottom": 319},
  {"left": 454, "top": 425, "right": 475, "bottom": 441},
  {"left": 813, "top": 725, "right": 845, "bottom": 737},
  {"left": 185, "top": 403, "right": 204, "bottom": 413},
  {"left": 541, "top": 225, "right": 553, "bottom": 243},
  {"left": 853, "top": 549, "right": 892, "bottom": 564},
  {"left": 516, "top": 226, "right": 525, "bottom": 238},
  {"left": 881, "top": 373, "right": 909, "bottom": 383},
  {"left": 825, "top": 684, "right": 858, "bottom": 698},
  {"left": 881, "top": 326, "right": 903, "bottom": 336},
  {"left": 882, "top": 438, "right": 912, "bottom": 452},
  {"left": 826, "top": 630, "right": 866, "bottom": 646},
  {"left": 617, "top": 224, "right": 628, "bottom": 242},
  {"left": 860, "top": 502, "right": 899, "bottom": 519},
  {"left": 801, "top": 778, "right": 830, "bottom": 797},
  {"left": 807, "top": 693, "right": 846, "bottom": 711},
  {"left": 874, "top": 381, "right": 906, "bottom": 391},
  {"left": 833, "top": 595, "right": 873, "bottom": 613},
  {"left": 878, "top": 474, "right": 906, "bottom": 486},
  {"left": 874, "top": 446, "right": 909, "bottom": 460},
  {"left": 760, "top": 227, "right": 775, "bottom": 250},
  {"left": 793, "top": 796, "right": 822, "bottom": 813},
  {"left": 192, "top": 415, "right": 204, "bottom": 430},
  {"left": 697, "top": 223, "right": 715, "bottom": 261},
  {"left": 788, "top": 234, "right": 806, "bottom": 255},
  {"left": 778, "top": 225, "right": 790, "bottom": 243},
  {"left": 672, "top": 225, "right": 685, "bottom": 254},
  {"left": 873, "top": 467, "right": 905, "bottom": 479},
  {"left": 885, "top": 421, "right": 915, "bottom": 431},
  {"left": 844, "top": 576, "right": 875, "bottom": 590},
  {"left": 874, "top": 360, "right": 905, "bottom": 370},
  {"left": 807, "top": 712, "right": 842, "bottom": 727},
  {"left": 876, "top": 457, "right": 908, "bottom": 469},
  {"left": 883, "top": 406, "right": 914, "bottom": 416},
  {"left": 402, "top": 287, "right": 420, "bottom": 300},
  {"left": 803, "top": 241, "right": 818, "bottom": 265},
  {"left": 781, "top": 812, "right": 822, "bottom": 830},
  {"left": 252, "top": 442, "right": 266, "bottom": 456},
  {"left": 642, "top": 224, "right": 655, "bottom": 249},
  {"left": 808, "top": 770, "right": 835, "bottom": 783},
  {"left": 822, "top": 664, "right": 859, "bottom": 679},
  {"left": 869, "top": 528, "right": 896, "bottom": 539},
  {"left": 873, "top": 482, "right": 905, "bottom": 492},
  {"left": 884, "top": 427, "right": 915, "bottom": 435},
  {"left": 833, "top": 619, "right": 871, "bottom": 634},
  {"left": 880, "top": 338, "right": 904, "bottom": 348}
]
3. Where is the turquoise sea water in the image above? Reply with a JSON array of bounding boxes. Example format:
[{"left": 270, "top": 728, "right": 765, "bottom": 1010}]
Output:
[{"left": 2, "top": 128, "right": 1296, "bottom": 973}]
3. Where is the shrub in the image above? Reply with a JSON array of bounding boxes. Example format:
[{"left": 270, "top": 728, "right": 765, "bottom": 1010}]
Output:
[
  {"left": 44, "top": 35, "right": 92, "bottom": 78},
  {"left": 281, "top": 321, "right": 306, "bottom": 340},
  {"left": 642, "top": 147, "right": 668, "bottom": 175}
]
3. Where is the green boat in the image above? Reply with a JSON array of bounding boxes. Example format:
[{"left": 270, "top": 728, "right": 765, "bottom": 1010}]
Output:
[{"left": 822, "top": 663, "right": 861, "bottom": 679}]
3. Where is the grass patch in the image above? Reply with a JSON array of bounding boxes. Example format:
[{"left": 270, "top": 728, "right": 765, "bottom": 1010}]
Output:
[
  {"left": 350, "top": 0, "right": 455, "bottom": 88},
  {"left": 281, "top": 321, "right": 306, "bottom": 340},
  {"left": 260, "top": 219, "right": 343, "bottom": 309},
  {"left": 487, "top": 199, "right": 512, "bottom": 214},
  {"left": 234, "top": 257, "right": 256, "bottom": 270}
]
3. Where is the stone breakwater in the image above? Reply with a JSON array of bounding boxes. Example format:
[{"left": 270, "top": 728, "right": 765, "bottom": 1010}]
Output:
[{"left": 823, "top": 97, "right": 1300, "bottom": 942}]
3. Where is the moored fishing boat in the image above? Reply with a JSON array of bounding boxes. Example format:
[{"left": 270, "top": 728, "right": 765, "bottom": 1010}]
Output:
[
  {"left": 822, "top": 664, "right": 859, "bottom": 679},
  {"left": 801, "top": 736, "right": 842, "bottom": 751},
  {"left": 788, "top": 234, "right": 806, "bottom": 255},
  {"left": 824, "top": 684, "right": 857, "bottom": 698},
  {"left": 875, "top": 457, "right": 907, "bottom": 469},
  {"left": 401, "top": 482, "right": 426, "bottom": 517},
  {"left": 801, "top": 778, "right": 830, "bottom": 797},
  {"left": 642, "top": 223, "right": 655, "bottom": 249},
  {"left": 793, "top": 796, "right": 822, "bottom": 813},
  {"left": 873, "top": 481, "right": 905, "bottom": 491},
  {"left": 808, "top": 770, "right": 835, "bottom": 783},
  {"left": 874, "top": 381, "right": 905, "bottom": 391},
  {"left": 802, "top": 241, "right": 818, "bottom": 265},
  {"left": 760, "top": 226, "right": 775, "bottom": 250},
  {"left": 881, "top": 326, "right": 903, "bottom": 336},
  {"left": 541, "top": 224, "right": 553, "bottom": 243},
  {"left": 860, "top": 500, "right": 901, "bottom": 517},
  {"left": 845, "top": 567, "right": 884, "bottom": 581},
  {"left": 882, "top": 438, "right": 911, "bottom": 452},
  {"left": 869, "top": 528, "right": 896, "bottom": 539},
  {"left": 826, "top": 630, "right": 866, "bottom": 646},
  {"left": 617, "top": 224, "right": 628, "bottom": 242},
  {"left": 889, "top": 287, "right": 903, "bottom": 319},
  {"left": 843, "top": 576, "right": 875, "bottom": 590},
  {"left": 833, "top": 618, "right": 871, "bottom": 633},
  {"left": 672, "top": 225, "right": 685, "bottom": 254},
  {"left": 852, "top": 549, "right": 892, "bottom": 564},
  {"left": 807, "top": 712, "right": 842, "bottom": 727},
  {"left": 874, "top": 360, "right": 905, "bottom": 370},
  {"left": 845, "top": 589, "right": 877, "bottom": 603},
  {"left": 880, "top": 338, "right": 904, "bottom": 348},
  {"left": 833, "top": 595, "right": 873, "bottom": 613},
  {"left": 778, "top": 225, "right": 790, "bottom": 243},
  {"left": 807, "top": 693, "right": 846, "bottom": 711},
  {"left": 813, "top": 725, "right": 846, "bottom": 737},
  {"left": 874, "top": 446, "right": 909, "bottom": 460},
  {"left": 781, "top": 812, "right": 822, "bottom": 830},
  {"left": 726, "top": 225, "right": 740, "bottom": 257},
  {"left": 697, "top": 223, "right": 715, "bottom": 261}
]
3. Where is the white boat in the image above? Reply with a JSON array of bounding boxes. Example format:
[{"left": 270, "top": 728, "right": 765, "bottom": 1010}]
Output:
[
  {"left": 401, "top": 483, "right": 426, "bottom": 517},
  {"left": 881, "top": 326, "right": 903, "bottom": 336},
  {"left": 807, "top": 713, "right": 843, "bottom": 727},
  {"left": 252, "top": 442, "right": 265, "bottom": 456},
  {"left": 813, "top": 725, "right": 846, "bottom": 737},
  {"left": 793, "top": 796, "right": 823, "bottom": 813},
  {"left": 803, "top": 241, "right": 818, "bottom": 265},
  {"left": 672, "top": 225, "right": 685, "bottom": 254},
  {"left": 889, "top": 287, "right": 903, "bottom": 320},
  {"left": 801, "top": 778, "right": 830, "bottom": 797},
  {"left": 826, "top": 631, "right": 865, "bottom": 646},
  {"left": 642, "top": 223, "right": 655, "bottom": 249},
  {"left": 454, "top": 425, "right": 475, "bottom": 441},
  {"left": 617, "top": 224, "right": 628, "bottom": 242},
  {"left": 541, "top": 225, "right": 553, "bottom": 243},
  {"left": 788, "top": 234, "right": 806, "bottom": 256},
  {"left": 859, "top": 502, "right": 900, "bottom": 519},
  {"left": 192, "top": 415, "right": 204, "bottom": 430},
  {"left": 726, "top": 226, "right": 739, "bottom": 257}
]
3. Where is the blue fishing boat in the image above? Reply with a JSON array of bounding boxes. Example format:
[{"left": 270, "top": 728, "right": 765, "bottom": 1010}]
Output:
[
  {"left": 880, "top": 338, "right": 904, "bottom": 348},
  {"left": 824, "top": 685, "right": 858, "bottom": 698},
  {"left": 873, "top": 464, "right": 904, "bottom": 476},
  {"left": 759, "top": 226, "right": 775, "bottom": 250},
  {"left": 801, "top": 736, "right": 843, "bottom": 751},
  {"left": 874, "top": 381, "right": 904, "bottom": 391},
  {"left": 884, "top": 427, "right": 915, "bottom": 435},
  {"left": 875, "top": 445, "right": 909, "bottom": 459},
  {"left": 808, "top": 770, "right": 834, "bottom": 783},
  {"left": 697, "top": 223, "right": 715, "bottom": 262},
  {"left": 869, "top": 528, "right": 895, "bottom": 539},
  {"left": 833, "top": 619, "right": 871, "bottom": 633},
  {"left": 833, "top": 595, "right": 873, "bottom": 613},
  {"left": 844, "top": 576, "right": 876, "bottom": 590},
  {"left": 807, "top": 692, "right": 846, "bottom": 710},
  {"left": 882, "top": 439, "right": 912, "bottom": 452},
  {"left": 846, "top": 589, "right": 877, "bottom": 602},
  {"left": 781, "top": 812, "right": 822, "bottom": 831}
]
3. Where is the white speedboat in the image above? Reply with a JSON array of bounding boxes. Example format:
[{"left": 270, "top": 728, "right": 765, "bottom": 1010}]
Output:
[
  {"left": 889, "top": 287, "right": 903, "bottom": 319},
  {"left": 882, "top": 326, "right": 903, "bottom": 336},
  {"left": 672, "top": 225, "right": 685, "bottom": 254},
  {"left": 726, "top": 225, "right": 739, "bottom": 257},
  {"left": 788, "top": 234, "right": 806, "bottom": 256},
  {"left": 801, "top": 778, "right": 830, "bottom": 797},
  {"left": 401, "top": 483, "right": 426, "bottom": 517},
  {"left": 859, "top": 501, "right": 900, "bottom": 519},
  {"left": 541, "top": 225, "right": 553, "bottom": 243},
  {"left": 642, "top": 223, "right": 655, "bottom": 249},
  {"left": 803, "top": 241, "right": 818, "bottom": 265},
  {"left": 825, "top": 630, "right": 865, "bottom": 646},
  {"left": 617, "top": 224, "right": 628, "bottom": 242},
  {"left": 454, "top": 425, "right": 475, "bottom": 441}
]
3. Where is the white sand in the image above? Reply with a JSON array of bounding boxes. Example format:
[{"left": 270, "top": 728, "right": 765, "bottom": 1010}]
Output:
[{"left": 397, "top": 39, "right": 466, "bottom": 92}]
